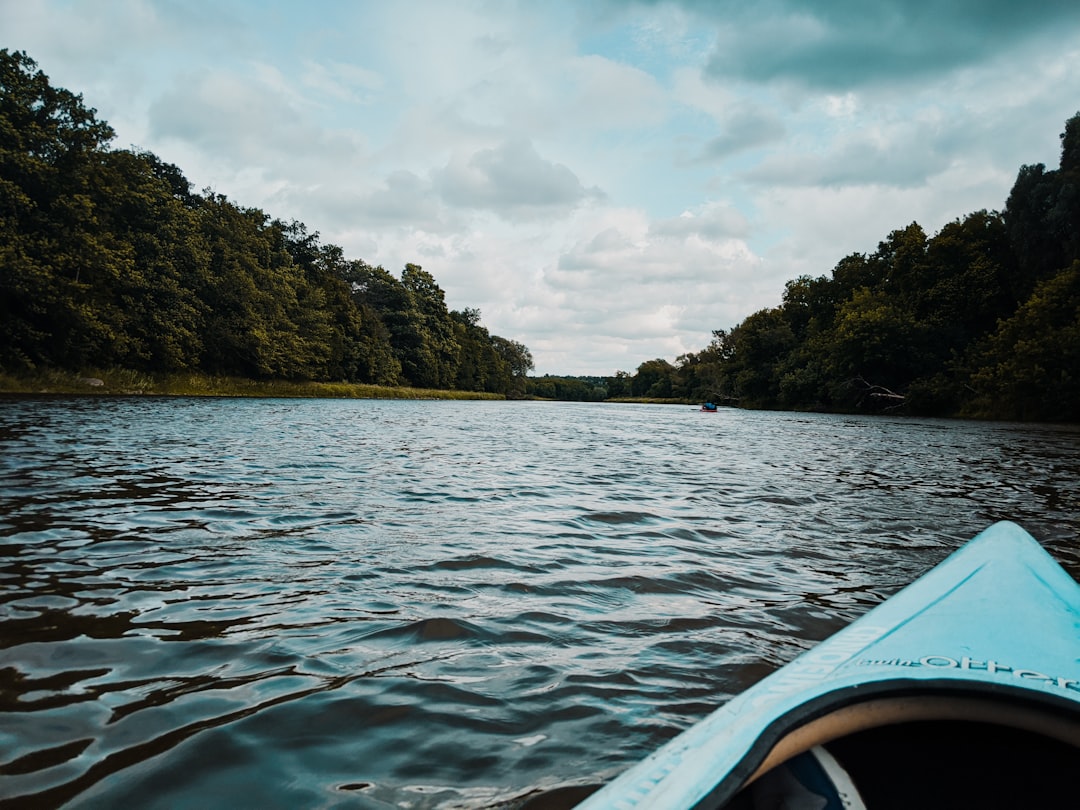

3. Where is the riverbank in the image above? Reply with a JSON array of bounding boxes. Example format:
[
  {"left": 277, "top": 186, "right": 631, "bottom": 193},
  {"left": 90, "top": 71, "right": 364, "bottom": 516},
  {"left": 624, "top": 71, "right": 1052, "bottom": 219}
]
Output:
[
  {"left": 0, "top": 369, "right": 505, "bottom": 400},
  {"left": 606, "top": 396, "right": 706, "bottom": 405}
]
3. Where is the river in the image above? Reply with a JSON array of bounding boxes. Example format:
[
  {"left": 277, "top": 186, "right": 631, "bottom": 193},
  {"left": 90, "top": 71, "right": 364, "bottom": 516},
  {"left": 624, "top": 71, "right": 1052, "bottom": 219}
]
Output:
[{"left": 1, "top": 397, "right": 1078, "bottom": 808}]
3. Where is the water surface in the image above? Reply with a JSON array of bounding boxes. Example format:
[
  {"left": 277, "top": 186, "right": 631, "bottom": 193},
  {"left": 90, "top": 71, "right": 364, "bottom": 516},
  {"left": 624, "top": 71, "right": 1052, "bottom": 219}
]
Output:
[{"left": 2, "top": 398, "right": 1078, "bottom": 807}]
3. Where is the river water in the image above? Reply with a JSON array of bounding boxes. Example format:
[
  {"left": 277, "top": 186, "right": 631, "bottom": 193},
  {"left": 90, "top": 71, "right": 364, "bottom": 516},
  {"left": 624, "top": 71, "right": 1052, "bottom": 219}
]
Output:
[{"left": 2, "top": 397, "right": 1078, "bottom": 808}]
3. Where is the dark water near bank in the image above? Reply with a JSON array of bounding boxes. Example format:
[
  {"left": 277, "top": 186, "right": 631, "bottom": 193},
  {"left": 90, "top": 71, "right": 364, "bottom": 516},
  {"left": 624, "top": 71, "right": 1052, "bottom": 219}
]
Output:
[{"left": 2, "top": 398, "right": 1079, "bottom": 808}]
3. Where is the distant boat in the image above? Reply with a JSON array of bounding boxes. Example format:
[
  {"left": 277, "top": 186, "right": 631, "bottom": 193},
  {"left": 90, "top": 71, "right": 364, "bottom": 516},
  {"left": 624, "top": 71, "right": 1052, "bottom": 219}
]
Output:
[
  {"left": 576, "top": 521, "right": 1080, "bottom": 809},
  {"left": 700, "top": 402, "right": 719, "bottom": 412}
]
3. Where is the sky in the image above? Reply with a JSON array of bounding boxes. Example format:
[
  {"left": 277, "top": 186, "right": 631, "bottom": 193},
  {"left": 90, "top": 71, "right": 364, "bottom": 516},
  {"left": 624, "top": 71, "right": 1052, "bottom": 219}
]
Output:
[{"left": 5, "top": 0, "right": 1080, "bottom": 375}]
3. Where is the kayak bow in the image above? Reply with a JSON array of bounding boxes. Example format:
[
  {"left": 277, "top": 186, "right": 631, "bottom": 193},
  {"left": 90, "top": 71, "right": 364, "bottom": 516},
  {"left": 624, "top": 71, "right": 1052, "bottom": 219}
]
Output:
[{"left": 577, "top": 521, "right": 1080, "bottom": 809}]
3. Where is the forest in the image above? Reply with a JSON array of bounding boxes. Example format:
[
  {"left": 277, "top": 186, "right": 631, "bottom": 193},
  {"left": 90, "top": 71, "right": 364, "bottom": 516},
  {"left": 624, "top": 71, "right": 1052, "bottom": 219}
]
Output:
[
  {"left": 2, "top": 49, "right": 1078, "bottom": 421},
  {"left": 537, "top": 119, "right": 1080, "bottom": 423},
  {"left": 0, "top": 50, "right": 533, "bottom": 397}
]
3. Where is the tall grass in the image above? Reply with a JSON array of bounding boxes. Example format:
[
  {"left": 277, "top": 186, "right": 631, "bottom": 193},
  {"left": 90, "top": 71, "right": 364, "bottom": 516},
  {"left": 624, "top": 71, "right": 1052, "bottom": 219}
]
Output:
[
  {"left": 0, "top": 369, "right": 505, "bottom": 400},
  {"left": 605, "top": 396, "right": 697, "bottom": 405}
]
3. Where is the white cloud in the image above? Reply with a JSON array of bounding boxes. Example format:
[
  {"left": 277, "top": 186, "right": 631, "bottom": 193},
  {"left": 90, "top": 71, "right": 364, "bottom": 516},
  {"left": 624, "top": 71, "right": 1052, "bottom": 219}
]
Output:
[
  {"left": 300, "top": 60, "right": 385, "bottom": 105},
  {"left": 650, "top": 204, "right": 750, "bottom": 241},
  {"left": 149, "top": 68, "right": 363, "bottom": 164},
  {"left": 563, "top": 54, "right": 669, "bottom": 131},
  {"left": 434, "top": 139, "right": 604, "bottom": 220},
  {"left": 696, "top": 102, "right": 787, "bottom": 161}
]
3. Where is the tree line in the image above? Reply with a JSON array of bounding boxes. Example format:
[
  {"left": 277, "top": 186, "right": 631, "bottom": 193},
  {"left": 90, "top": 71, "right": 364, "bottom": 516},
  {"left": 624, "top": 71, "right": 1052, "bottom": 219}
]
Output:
[
  {"left": 4, "top": 49, "right": 1077, "bottom": 419},
  {"left": 0, "top": 50, "right": 534, "bottom": 395},
  {"left": 546, "top": 115, "right": 1078, "bottom": 422}
]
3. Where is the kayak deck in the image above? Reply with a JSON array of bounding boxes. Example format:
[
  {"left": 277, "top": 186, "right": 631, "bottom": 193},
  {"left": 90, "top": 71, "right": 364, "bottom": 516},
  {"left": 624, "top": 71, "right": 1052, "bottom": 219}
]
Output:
[{"left": 575, "top": 522, "right": 1080, "bottom": 809}]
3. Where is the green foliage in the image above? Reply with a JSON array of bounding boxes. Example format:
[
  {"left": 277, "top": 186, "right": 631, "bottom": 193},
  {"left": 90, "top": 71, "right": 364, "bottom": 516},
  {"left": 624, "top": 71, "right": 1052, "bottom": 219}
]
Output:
[
  {"left": 0, "top": 367, "right": 503, "bottom": 399},
  {"left": 605, "top": 370, "right": 632, "bottom": 398},
  {"left": 630, "top": 358, "right": 676, "bottom": 398},
  {"left": 490, "top": 336, "right": 534, "bottom": 397},
  {"left": 966, "top": 261, "right": 1080, "bottom": 421},
  {"left": 401, "top": 263, "right": 460, "bottom": 389},
  {"left": 829, "top": 288, "right": 921, "bottom": 385},
  {"left": 718, "top": 309, "right": 796, "bottom": 407},
  {"left": 3, "top": 49, "right": 1077, "bottom": 420},
  {"left": 0, "top": 50, "right": 531, "bottom": 396},
  {"left": 452, "top": 309, "right": 514, "bottom": 394},
  {"left": 526, "top": 375, "right": 606, "bottom": 401},
  {"left": 1, "top": 49, "right": 118, "bottom": 370},
  {"left": 610, "top": 114, "right": 1080, "bottom": 421}
]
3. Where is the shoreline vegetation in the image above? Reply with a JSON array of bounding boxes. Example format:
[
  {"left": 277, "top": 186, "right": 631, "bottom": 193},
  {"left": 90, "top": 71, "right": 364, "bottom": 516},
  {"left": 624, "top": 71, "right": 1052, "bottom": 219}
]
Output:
[
  {"left": 3, "top": 49, "right": 1078, "bottom": 422},
  {"left": 0, "top": 368, "right": 701, "bottom": 404},
  {"left": 0, "top": 368, "right": 698, "bottom": 404},
  {"left": 0, "top": 369, "right": 504, "bottom": 400}
]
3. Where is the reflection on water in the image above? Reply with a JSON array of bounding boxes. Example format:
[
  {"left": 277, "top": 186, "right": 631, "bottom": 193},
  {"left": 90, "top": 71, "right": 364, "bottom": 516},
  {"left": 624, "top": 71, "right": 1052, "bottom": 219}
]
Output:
[{"left": 1, "top": 398, "right": 1078, "bottom": 807}]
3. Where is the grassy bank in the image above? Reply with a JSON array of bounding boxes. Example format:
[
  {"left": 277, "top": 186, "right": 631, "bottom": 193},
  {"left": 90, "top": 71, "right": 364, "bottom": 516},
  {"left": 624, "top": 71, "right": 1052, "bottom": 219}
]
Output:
[
  {"left": 0, "top": 369, "right": 505, "bottom": 400},
  {"left": 605, "top": 396, "right": 700, "bottom": 405}
]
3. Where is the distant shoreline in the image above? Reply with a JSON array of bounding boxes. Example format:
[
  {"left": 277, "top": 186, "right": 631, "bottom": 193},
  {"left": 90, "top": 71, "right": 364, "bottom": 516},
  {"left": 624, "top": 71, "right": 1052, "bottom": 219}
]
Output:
[
  {"left": 0, "top": 369, "right": 505, "bottom": 401},
  {"left": 0, "top": 370, "right": 713, "bottom": 405}
]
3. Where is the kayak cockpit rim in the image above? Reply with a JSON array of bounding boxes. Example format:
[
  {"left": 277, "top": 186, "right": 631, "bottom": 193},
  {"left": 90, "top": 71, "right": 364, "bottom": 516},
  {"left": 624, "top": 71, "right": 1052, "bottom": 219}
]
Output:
[{"left": 692, "top": 678, "right": 1080, "bottom": 809}]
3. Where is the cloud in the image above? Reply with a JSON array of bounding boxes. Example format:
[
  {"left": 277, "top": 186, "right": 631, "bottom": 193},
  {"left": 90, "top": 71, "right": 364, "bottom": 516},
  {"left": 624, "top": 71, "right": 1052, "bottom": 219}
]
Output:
[
  {"left": 148, "top": 69, "right": 362, "bottom": 166},
  {"left": 551, "top": 207, "right": 762, "bottom": 331},
  {"left": 353, "top": 170, "right": 440, "bottom": 225},
  {"left": 300, "top": 60, "right": 385, "bottom": 105},
  {"left": 741, "top": 125, "right": 953, "bottom": 189},
  {"left": 694, "top": 0, "right": 1080, "bottom": 90},
  {"left": 370, "top": 201, "right": 769, "bottom": 375},
  {"left": 2, "top": 0, "right": 238, "bottom": 70},
  {"left": 650, "top": 203, "right": 750, "bottom": 240},
  {"left": 563, "top": 54, "right": 669, "bottom": 130},
  {"left": 434, "top": 139, "right": 604, "bottom": 220},
  {"left": 696, "top": 103, "right": 786, "bottom": 161}
]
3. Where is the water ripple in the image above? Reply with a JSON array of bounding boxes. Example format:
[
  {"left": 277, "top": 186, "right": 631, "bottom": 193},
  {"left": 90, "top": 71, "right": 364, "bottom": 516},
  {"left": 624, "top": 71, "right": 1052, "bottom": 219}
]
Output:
[{"left": 1, "top": 399, "right": 1078, "bottom": 807}]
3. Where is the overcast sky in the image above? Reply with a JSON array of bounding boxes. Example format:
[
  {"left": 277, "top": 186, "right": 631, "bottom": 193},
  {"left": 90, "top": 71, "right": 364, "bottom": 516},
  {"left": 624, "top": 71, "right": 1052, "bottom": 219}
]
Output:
[{"left": 6, "top": 0, "right": 1080, "bottom": 375}]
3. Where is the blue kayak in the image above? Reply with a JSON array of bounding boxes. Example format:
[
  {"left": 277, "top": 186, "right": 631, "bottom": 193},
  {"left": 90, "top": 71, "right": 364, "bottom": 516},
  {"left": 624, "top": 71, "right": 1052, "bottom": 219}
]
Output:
[{"left": 576, "top": 522, "right": 1080, "bottom": 809}]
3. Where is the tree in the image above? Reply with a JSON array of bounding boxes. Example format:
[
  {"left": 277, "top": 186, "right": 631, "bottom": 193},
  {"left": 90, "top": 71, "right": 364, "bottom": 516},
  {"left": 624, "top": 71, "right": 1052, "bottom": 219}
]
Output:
[
  {"left": 402, "top": 263, "right": 460, "bottom": 388},
  {"left": 830, "top": 252, "right": 881, "bottom": 301},
  {"left": 0, "top": 49, "right": 119, "bottom": 370},
  {"left": 605, "top": 370, "right": 632, "bottom": 398},
  {"left": 91, "top": 148, "right": 206, "bottom": 371},
  {"left": 631, "top": 358, "right": 675, "bottom": 397},
  {"left": 781, "top": 274, "right": 837, "bottom": 341},
  {"left": 1062, "top": 113, "right": 1080, "bottom": 174},
  {"left": 491, "top": 335, "right": 534, "bottom": 397},
  {"left": 525, "top": 375, "right": 606, "bottom": 401},
  {"left": 452, "top": 308, "right": 508, "bottom": 393},
  {"left": 967, "top": 261, "right": 1080, "bottom": 421},
  {"left": 723, "top": 308, "right": 796, "bottom": 406},
  {"left": 193, "top": 196, "right": 339, "bottom": 380},
  {"left": 1003, "top": 114, "right": 1080, "bottom": 294},
  {"left": 0, "top": 50, "right": 114, "bottom": 169},
  {"left": 348, "top": 262, "right": 426, "bottom": 384},
  {"left": 828, "top": 288, "right": 925, "bottom": 393}
]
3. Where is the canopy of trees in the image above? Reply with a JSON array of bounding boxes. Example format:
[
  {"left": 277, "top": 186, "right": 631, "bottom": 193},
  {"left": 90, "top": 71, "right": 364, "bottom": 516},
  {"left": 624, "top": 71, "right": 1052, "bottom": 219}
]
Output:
[
  {"left": 0, "top": 50, "right": 533, "bottom": 394},
  {"left": 571, "top": 114, "right": 1080, "bottom": 422}
]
